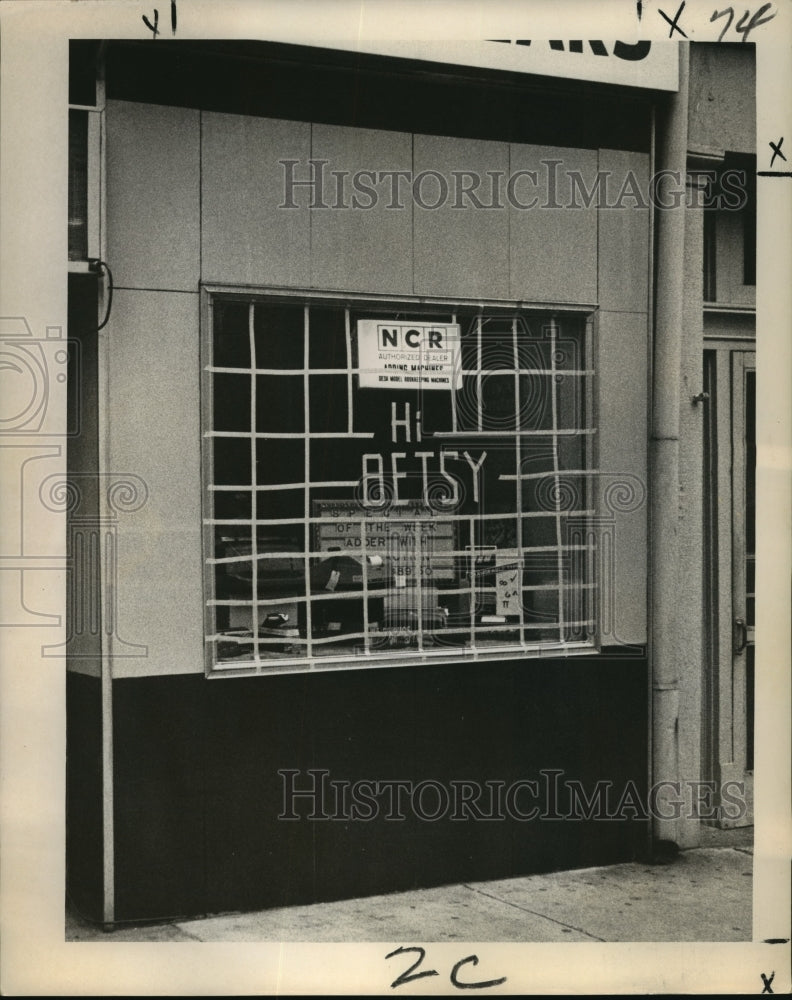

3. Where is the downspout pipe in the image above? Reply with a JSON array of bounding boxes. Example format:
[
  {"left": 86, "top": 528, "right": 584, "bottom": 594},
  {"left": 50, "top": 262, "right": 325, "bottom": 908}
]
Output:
[{"left": 650, "top": 42, "right": 690, "bottom": 847}]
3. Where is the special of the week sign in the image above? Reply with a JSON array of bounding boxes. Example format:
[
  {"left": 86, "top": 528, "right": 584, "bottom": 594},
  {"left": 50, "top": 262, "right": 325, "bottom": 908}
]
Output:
[
  {"left": 314, "top": 500, "right": 455, "bottom": 581},
  {"left": 357, "top": 320, "right": 461, "bottom": 391}
]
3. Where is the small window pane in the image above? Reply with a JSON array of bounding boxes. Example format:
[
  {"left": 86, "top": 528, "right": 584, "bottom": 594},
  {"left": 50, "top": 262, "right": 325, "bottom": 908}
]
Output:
[
  {"left": 256, "top": 375, "right": 303, "bottom": 433},
  {"left": 213, "top": 374, "right": 250, "bottom": 432},
  {"left": 213, "top": 300, "right": 250, "bottom": 368},
  {"left": 213, "top": 438, "right": 251, "bottom": 486},
  {"left": 254, "top": 302, "right": 304, "bottom": 368},
  {"left": 309, "top": 307, "right": 348, "bottom": 369},
  {"left": 309, "top": 376, "right": 348, "bottom": 432}
]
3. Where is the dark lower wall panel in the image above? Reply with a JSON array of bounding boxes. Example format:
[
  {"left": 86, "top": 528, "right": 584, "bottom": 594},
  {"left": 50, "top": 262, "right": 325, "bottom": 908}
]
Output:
[
  {"left": 66, "top": 672, "right": 104, "bottom": 922},
  {"left": 110, "top": 656, "right": 648, "bottom": 922},
  {"left": 112, "top": 675, "right": 206, "bottom": 922}
]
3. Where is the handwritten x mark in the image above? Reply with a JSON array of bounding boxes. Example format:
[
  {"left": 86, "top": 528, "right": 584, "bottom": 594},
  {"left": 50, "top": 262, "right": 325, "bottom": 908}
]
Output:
[
  {"left": 761, "top": 970, "right": 775, "bottom": 994},
  {"left": 770, "top": 138, "right": 787, "bottom": 168},
  {"left": 659, "top": 1, "right": 689, "bottom": 37}
]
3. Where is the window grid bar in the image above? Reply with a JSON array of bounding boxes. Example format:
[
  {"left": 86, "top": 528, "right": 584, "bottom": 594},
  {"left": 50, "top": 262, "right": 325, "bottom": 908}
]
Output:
[
  {"left": 206, "top": 431, "right": 374, "bottom": 440},
  {"left": 549, "top": 316, "right": 565, "bottom": 642},
  {"left": 361, "top": 521, "right": 370, "bottom": 654},
  {"left": 476, "top": 316, "right": 483, "bottom": 432},
  {"left": 205, "top": 513, "right": 596, "bottom": 528},
  {"left": 461, "top": 368, "right": 593, "bottom": 377},
  {"left": 207, "top": 541, "right": 596, "bottom": 566},
  {"left": 512, "top": 315, "right": 526, "bottom": 643},
  {"left": 590, "top": 317, "right": 598, "bottom": 637},
  {"left": 583, "top": 316, "right": 596, "bottom": 639},
  {"left": 345, "top": 307, "right": 354, "bottom": 434},
  {"left": 414, "top": 521, "right": 424, "bottom": 651},
  {"left": 302, "top": 304, "right": 313, "bottom": 661},
  {"left": 209, "top": 481, "right": 377, "bottom": 491},
  {"left": 207, "top": 429, "right": 595, "bottom": 440},
  {"left": 207, "top": 583, "right": 598, "bottom": 606},
  {"left": 433, "top": 429, "right": 596, "bottom": 438},
  {"left": 203, "top": 301, "right": 218, "bottom": 671},
  {"left": 248, "top": 303, "right": 260, "bottom": 663},
  {"left": 468, "top": 517, "right": 476, "bottom": 646},
  {"left": 451, "top": 312, "right": 458, "bottom": 433},
  {"left": 501, "top": 469, "right": 600, "bottom": 481},
  {"left": 208, "top": 366, "right": 305, "bottom": 375},
  {"left": 260, "top": 481, "right": 362, "bottom": 492},
  {"left": 207, "top": 365, "right": 594, "bottom": 378}
]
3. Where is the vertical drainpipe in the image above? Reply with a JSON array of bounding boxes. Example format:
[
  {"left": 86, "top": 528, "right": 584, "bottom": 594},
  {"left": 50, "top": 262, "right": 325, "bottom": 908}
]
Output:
[{"left": 651, "top": 42, "right": 690, "bottom": 847}]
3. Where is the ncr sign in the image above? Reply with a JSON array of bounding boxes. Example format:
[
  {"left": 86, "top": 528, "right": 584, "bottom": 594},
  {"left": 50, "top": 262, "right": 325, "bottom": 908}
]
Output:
[{"left": 357, "top": 320, "right": 461, "bottom": 390}]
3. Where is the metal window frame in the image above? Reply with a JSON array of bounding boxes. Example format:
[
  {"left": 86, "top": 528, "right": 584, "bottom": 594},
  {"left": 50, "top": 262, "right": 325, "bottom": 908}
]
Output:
[{"left": 200, "top": 283, "right": 601, "bottom": 678}]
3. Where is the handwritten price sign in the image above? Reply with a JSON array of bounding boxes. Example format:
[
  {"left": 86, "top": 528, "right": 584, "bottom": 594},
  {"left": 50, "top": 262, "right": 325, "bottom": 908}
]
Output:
[{"left": 495, "top": 554, "right": 521, "bottom": 617}]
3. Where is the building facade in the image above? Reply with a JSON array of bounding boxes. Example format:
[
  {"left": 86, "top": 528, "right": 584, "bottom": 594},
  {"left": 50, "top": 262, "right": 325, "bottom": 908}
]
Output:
[{"left": 64, "top": 39, "right": 755, "bottom": 925}]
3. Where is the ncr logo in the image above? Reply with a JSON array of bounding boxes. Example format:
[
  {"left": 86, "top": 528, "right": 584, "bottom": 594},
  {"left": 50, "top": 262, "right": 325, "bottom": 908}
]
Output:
[
  {"left": 357, "top": 319, "right": 461, "bottom": 390},
  {"left": 379, "top": 325, "right": 445, "bottom": 349}
]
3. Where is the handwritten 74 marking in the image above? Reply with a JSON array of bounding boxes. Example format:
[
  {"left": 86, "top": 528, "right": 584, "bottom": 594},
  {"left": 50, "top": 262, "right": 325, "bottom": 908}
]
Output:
[{"left": 710, "top": 3, "right": 776, "bottom": 41}]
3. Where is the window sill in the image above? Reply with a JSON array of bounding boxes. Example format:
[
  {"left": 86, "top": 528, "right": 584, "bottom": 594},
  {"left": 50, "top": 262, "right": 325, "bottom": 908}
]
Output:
[{"left": 206, "top": 638, "right": 600, "bottom": 678}]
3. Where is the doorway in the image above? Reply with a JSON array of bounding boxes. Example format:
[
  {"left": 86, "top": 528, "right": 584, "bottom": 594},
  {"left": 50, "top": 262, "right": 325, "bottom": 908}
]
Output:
[{"left": 703, "top": 346, "right": 755, "bottom": 828}]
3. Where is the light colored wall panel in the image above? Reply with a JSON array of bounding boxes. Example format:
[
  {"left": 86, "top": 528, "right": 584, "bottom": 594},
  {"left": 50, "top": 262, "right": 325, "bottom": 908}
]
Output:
[
  {"left": 106, "top": 101, "right": 200, "bottom": 291},
  {"left": 596, "top": 309, "right": 649, "bottom": 645},
  {"left": 202, "top": 113, "right": 311, "bottom": 287},
  {"left": 689, "top": 44, "right": 755, "bottom": 155},
  {"left": 597, "top": 149, "right": 651, "bottom": 313},
  {"left": 310, "top": 124, "right": 413, "bottom": 294},
  {"left": 413, "top": 134, "right": 509, "bottom": 300},
  {"left": 509, "top": 144, "right": 597, "bottom": 304},
  {"left": 715, "top": 209, "right": 755, "bottom": 306},
  {"left": 107, "top": 290, "right": 203, "bottom": 677}
]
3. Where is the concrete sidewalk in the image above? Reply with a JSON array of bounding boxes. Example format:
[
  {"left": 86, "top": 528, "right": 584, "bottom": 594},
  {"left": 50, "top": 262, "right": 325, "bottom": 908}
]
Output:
[{"left": 67, "top": 828, "right": 753, "bottom": 943}]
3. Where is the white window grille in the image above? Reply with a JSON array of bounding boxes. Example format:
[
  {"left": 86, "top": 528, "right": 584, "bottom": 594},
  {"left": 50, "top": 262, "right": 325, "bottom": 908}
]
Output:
[{"left": 202, "top": 290, "right": 598, "bottom": 675}]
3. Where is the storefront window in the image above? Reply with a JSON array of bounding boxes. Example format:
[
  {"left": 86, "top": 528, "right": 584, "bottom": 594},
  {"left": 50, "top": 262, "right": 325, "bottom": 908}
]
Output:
[{"left": 203, "top": 292, "right": 597, "bottom": 673}]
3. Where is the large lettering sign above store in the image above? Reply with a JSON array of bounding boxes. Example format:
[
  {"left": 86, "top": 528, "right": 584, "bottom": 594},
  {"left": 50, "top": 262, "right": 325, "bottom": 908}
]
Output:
[{"left": 297, "top": 39, "right": 679, "bottom": 92}]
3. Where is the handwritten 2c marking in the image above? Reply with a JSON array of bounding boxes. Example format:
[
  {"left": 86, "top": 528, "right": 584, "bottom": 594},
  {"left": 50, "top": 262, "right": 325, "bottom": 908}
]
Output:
[{"left": 386, "top": 946, "right": 507, "bottom": 990}]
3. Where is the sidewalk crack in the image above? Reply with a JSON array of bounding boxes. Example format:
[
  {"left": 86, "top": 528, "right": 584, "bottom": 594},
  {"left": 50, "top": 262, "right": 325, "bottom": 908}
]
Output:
[
  {"left": 171, "top": 923, "right": 205, "bottom": 942},
  {"left": 462, "top": 884, "right": 606, "bottom": 942}
]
